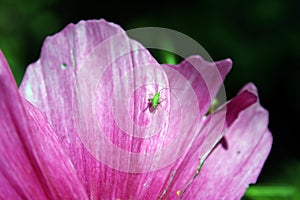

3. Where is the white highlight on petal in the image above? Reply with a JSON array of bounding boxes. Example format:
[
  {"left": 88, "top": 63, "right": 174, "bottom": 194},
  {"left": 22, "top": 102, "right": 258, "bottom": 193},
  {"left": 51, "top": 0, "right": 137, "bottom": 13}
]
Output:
[{"left": 25, "top": 85, "right": 33, "bottom": 99}]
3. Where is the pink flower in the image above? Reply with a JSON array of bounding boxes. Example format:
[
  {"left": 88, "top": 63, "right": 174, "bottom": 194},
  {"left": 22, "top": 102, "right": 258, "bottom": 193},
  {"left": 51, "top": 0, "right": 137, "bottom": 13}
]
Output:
[{"left": 0, "top": 19, "right": 272, "bottom": 199}]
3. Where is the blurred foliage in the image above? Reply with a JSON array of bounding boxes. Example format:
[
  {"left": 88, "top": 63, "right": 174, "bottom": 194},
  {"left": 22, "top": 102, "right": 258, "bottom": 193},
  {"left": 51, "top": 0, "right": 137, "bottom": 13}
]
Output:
[
  {"left": 243, "top": 160, "right": 300, "bottom": 200},
  {"left": 0, "top": 0, "right": 299, "bottom": 198},
  {"left": 0, "top": 0, "right": 61, "bottom": 84}
]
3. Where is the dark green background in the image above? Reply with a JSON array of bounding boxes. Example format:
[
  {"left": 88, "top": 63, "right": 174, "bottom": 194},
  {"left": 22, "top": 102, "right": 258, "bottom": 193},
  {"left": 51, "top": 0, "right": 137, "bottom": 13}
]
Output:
[{"left": 0, "top": 0, "right": 299, "bottom": 199}]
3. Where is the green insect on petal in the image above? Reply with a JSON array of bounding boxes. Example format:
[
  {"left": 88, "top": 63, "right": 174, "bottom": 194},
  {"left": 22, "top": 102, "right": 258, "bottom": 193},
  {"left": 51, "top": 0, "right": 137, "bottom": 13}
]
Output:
[{"left": 148, "top": 88, "right": 168, "bottom": 109}]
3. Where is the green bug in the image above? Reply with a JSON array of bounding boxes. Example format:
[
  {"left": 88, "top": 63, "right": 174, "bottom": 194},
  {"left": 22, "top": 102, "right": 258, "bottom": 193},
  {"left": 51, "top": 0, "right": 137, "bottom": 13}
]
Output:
[{"left": 148, "top": 88, "right": 167, "bottom": 109}]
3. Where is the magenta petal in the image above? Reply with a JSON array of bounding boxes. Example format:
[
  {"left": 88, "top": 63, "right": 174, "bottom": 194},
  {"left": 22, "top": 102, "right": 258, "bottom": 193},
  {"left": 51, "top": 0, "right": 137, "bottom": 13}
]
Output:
[
  {"left": 19, "top": 19, "right": 169, "bottom": 198},
  {"left": 165, "top": 83, "right": 272, "bottom": 199},
  {"left": 17, "top": 18, "right": 272, "bottom": 199},
  {"left": 0, "top": 51, "right": 88, "bottom": 199},
  {"left": 0, "top": 52, "right": 45, "bottom": 199},
  {"left": 163, "top": 56, "right": 232, "bottom": 117}
]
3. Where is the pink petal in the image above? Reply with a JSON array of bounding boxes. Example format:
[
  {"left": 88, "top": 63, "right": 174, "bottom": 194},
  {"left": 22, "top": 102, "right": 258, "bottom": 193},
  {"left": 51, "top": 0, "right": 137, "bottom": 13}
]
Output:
[
  {"left": 164, "top": 83, "right": 272, "bottom": 199},
  {"left": 163, "top": 56, "right": 232, "bottom": 117},
  {"left": 18, "top": 18, "right": 271, "bottom": 200},
  {"left": 19, "top": 19, "right": 175, "bottom": 198},
  {"left": 0, "top": 51, "right": 88, "bottom": 199}
]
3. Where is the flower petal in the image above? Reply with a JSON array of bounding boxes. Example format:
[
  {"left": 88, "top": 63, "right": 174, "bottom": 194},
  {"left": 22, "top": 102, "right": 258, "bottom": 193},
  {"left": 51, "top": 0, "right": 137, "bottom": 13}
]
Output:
[
  {"left": 0, "top": 51, "right": 88, "bottom": 199},
  {"left": 18, "top": 18, "right": 270, "bottom": 200},
  {"left": 19, "top": 19, "right": 173, "bottom": 198},
  {"left": 163, "top": 56, "right": 232, "bottom": 117},
  {"left": 163, "top": 83, "right": 272, "bottom": 199}
]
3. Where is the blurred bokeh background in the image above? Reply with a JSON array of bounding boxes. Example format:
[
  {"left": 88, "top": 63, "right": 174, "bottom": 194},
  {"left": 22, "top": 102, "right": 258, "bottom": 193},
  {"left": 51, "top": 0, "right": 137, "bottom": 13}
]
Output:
[{"left": 0, "top": 0, "right": 299, "bottom": 199}]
